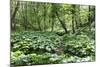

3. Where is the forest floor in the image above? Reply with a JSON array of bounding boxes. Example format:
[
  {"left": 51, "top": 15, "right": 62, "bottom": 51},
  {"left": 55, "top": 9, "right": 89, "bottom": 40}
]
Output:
[{"left": 11, "top": 30, "right": 95, "bottom": 66}]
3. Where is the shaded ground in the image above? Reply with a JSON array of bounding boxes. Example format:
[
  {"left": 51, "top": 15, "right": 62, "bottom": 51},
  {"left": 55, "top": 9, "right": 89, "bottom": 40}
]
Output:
[{"left": 11, "top": 31, "right": 95, "bottom": 66}]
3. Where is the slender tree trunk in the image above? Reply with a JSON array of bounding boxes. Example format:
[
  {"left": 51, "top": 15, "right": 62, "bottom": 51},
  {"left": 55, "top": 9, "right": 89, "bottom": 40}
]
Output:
[
  {"left": 75, "top": 5, "right": 80, "bottom": 29},
  {"left": 51, "top": 17, "right": 55, "bottom": 31},
  {"left": 93, "top": 6, "right": 95, "bottom": 23},
  {"left": 72, "top": 5, "right": 75, "bottom": 33},
  {"left": 91, "top": 6, "right": 95, "bottom": 23},
  {"left": 56, "top": 11, "right": 68, "bottom": 33},
  {"left": 37, "top": 4, "right": 42, "bottom": 31},
  {"left": 72, "top": 15, "right": 75, "bottom": 33},
  {"left": 78, "top": 5, "right": 81, "bottom": 27},
  {"left": 24, "top": 2, "right": 28, "bottom": 30},
  {"left": 11, "top": 1, "right": 20, "bottom": 31},
  {"left": 51, "top": 4, "right": 55, "bottom": 32},
  {"left": 37, "top": 17, "right": 42, "bottom": 31},
  {"left": 88, "top": 6, "right": 91, "bottom": 31},
  {"left": 43, "top": 3, "right": 47, "bottom": 31}
]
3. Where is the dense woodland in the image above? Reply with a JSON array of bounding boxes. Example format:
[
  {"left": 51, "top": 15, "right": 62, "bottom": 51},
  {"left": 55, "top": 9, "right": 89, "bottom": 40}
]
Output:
[{"left": 11, "top": 0, "right": 95, "bottom": 66}]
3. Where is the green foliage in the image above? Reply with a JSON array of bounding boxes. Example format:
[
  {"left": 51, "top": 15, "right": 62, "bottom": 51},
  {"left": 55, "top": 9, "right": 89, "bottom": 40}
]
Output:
[
  {"left": 11, "top": 1, "right": 95, "bottom": 66},
  {"left": 11, "top": 31, "right": 95, "bottom": 66},
  {"left": 63, "top": 34, "right": 95, "bottom": 57}
]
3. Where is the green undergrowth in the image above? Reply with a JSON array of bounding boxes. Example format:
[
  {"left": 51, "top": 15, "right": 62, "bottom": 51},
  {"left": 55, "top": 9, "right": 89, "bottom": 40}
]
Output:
[{"left": 11, "top": 31, "right": 95, "bottom": 66}]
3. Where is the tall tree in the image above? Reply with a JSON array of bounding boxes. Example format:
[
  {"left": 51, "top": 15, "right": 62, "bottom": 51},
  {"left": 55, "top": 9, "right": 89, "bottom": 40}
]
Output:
[
  {"left": 75, "top": 5, "right": 80, "bottom": 29},
  {"left": 11, "top": 1, "right": 20, "bottom": 31},
  {"left": 37, "top": 3, "right": 42, "bottom": 31},
  {"left": 56, "top": 11, "right": 68, "bottom": 33},
  {"left": 51, "top": 3, "right": 56, "bottom": 32},
  {"left": 88, "top": 6, "right": 91, "bottom": 31},
  {"left": 43, "top": 3, "right": 47, "bottom": 31},
  {"left": 71, "top": 5, "right": 75, "bottom": 33},
  {"left": 24, "top": 2, "right": 28, "bottom": 30}
]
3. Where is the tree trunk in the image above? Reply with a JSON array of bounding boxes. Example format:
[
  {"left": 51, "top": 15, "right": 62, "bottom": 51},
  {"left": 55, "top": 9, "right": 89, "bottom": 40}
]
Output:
[
  {"left": 75, "top": 5, "right": 80, "bottom": 29},
  {"left": 51, "top": 17, "right": 55, "bottom": 31},
  {"left": 88, "top": 6, "right": 91, "bottom": 31},
  {"left": 51, "top": 4, "right": 55, "bottom": 32},
  {"left": 37, "top": 4, "right": 40, "bottom": 31},
  {"left": 11, "top": 1, "right": 20, "bottom": 31},
  {"left": 43, "top": 3, "right": 47, "bottom": 31},
  {"left": 72, "top": 5, "right": 75, "bottom": 33},
  {"left": 24, "top": 2, "right": 28, "bottom": 30},
  {"left": 37, "top": 17, "right": 42, "bottom": 31},
  {"left": 91, "top": 6, "right": 95, "bottom": 23},
  {"left": 72, "top": 15, "right": 75, "bottom": 33},
  {"left": 56, "top": 11, "right": 68, "bottom": 33}
]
